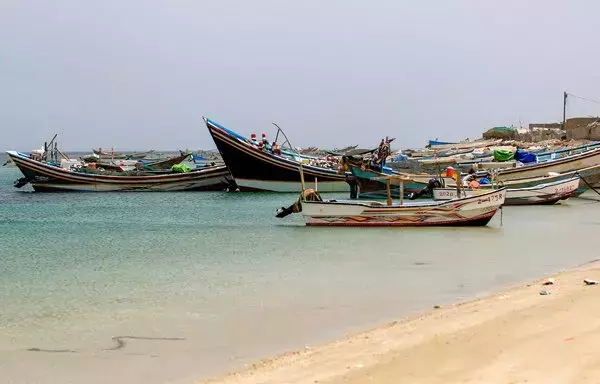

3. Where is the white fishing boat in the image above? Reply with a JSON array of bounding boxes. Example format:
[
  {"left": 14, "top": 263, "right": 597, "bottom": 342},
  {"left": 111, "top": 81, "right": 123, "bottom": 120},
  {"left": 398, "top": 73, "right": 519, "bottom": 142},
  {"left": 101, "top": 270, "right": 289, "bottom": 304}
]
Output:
[
  {"left": 433, "top": 177, "right": 579, "bottom": 206},
  {"left": 277, "top": 174, "right": 506, "bottom": 227},
  {"left": 496, "top": 147, "right": 600, "bottom": 180}
]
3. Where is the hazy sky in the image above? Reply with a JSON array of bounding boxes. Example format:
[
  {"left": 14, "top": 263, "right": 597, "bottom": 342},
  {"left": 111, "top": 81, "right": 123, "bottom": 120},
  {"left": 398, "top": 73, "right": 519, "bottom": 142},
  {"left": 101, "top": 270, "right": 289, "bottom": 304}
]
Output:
[{"left": 1, "top": 0, "right": 599, "bottom": 151}]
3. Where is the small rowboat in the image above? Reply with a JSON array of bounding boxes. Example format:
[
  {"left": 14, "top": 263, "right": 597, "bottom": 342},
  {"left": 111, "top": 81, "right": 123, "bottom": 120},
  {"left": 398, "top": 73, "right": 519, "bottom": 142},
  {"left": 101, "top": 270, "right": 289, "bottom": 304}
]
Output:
[
  {"left": 277, "top": 174, "right": 506, "bottom": 227},
  {"left": 433, "top": 177, "right": 579, "bottom": 206}
]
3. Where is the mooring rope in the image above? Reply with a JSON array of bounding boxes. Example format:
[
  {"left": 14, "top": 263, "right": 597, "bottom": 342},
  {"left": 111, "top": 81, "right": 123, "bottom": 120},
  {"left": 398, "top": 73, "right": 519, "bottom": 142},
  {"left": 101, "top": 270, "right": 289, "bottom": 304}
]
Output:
[{"left": 575, "top": 172, "right": 600, "bottom": 200}]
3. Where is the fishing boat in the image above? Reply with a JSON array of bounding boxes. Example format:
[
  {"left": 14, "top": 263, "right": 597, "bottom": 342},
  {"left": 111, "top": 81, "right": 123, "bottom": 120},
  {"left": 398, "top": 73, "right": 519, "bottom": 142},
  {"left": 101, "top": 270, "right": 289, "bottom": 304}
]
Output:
[
  {"left": 428, "top": 139, "right": 457, "bottom": 147},
  {"left": 433, "top": 177, "right": 580, "bottom": 206},
  {"left": 139, "top": 152, "right": 192, "bottom": 170},
  {"left": 345, "top": 163, "right": 450, "bottom": 199},
  {"left": 496, "top": 147, "right": 600, "bottom": 181},
  {"left": 341, "top": 155, "right": 457, "bottom": 199},
  {"left": 423, "top": 139, "right": 503, "bottom": 152},
  {"left": 6, "top": 150, "right": 234, "bottom": 192},
  {"left": 535, "top": 141, "right": 600, "bottom": 162},
  {"left": 488, "top": 164, "right": 600, "bottom": 197},
  {"left": 276, "top": 175, "right": 506, "bottom": 227},
  {"left": 204, "top": 117, "right": 349, "bottom": 192},
  {"left": 91, "top": 148, "right": 153, "bottom": 160}
]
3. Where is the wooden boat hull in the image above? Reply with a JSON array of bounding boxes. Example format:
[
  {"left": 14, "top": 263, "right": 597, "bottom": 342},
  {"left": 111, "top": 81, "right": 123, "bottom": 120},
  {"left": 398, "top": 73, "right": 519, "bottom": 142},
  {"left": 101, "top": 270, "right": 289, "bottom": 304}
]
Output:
[
  {"left": 455, "top": 164, "right": 600, "bottom": 197},
  {"left": 496, "top": 148, "right": 600, "bottom": 181},
  {"left": 300, "top": 188, "right": 506, "bottom": 227},
  {"left": 433, "top": 177, "right": 579, "bottom": 206},
  {"left": 7, "top": 151, "right": 234, "bottom": 192},
  {"left": 204, "top": 118, "right": 349, "bottom": 192},
  {"left": 428, "top": 139, "right": 457, "bottom": 147}
]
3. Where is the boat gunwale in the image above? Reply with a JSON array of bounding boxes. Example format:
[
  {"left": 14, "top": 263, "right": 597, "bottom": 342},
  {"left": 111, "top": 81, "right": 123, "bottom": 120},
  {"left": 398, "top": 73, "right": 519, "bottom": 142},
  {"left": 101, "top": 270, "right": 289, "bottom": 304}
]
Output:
[
  {"left": 498, "top": 147, "right": 600, "bottom": 176},
  {"left": 302, "top": 187, "right": 507, "bottom": 210},
  {"left": 304, "top": 210, "right": 498, "bottom": 227}
]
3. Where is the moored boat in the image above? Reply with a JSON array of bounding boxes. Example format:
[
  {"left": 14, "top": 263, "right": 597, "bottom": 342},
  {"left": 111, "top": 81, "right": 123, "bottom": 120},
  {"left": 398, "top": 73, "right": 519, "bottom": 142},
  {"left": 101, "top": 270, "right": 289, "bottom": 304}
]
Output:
[
  {"left": 342, "top": 155, "right": 456, "bottom": 199},
  {"left": 433, "top": 177, "right": 580, "bottom": 206},
  {"left": 204, "top": 117, "right": 349, "bottom": 192},
  {"left": 276, "top": 180, "right": 506, "bottom": 227},
  {"left": 489, "top": 164, "right": 600, "bottom": 197},
  {"left": 91, "top": 149, "right": 153, "bottom": 160},
  {"left": 139, "top": 152, "right": 192, "bottom": 170},
  {"left": 7, "top": 151, "right": 234, "bottom": 192},
  {"left": 346, "top": 163, "right": 453, "bottom": 199},
  {"left": 495, "top": 147, "right": 600, "bottom": 180},
  {"left": 428, "top": 139, "right": 457, "bottom": 147}
]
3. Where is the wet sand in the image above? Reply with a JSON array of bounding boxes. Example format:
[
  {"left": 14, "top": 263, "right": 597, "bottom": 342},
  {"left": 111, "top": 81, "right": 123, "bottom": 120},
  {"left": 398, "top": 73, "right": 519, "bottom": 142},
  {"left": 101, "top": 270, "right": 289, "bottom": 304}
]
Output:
[{"left": 202, "top": 261, "right": 600, "bottom": 384}]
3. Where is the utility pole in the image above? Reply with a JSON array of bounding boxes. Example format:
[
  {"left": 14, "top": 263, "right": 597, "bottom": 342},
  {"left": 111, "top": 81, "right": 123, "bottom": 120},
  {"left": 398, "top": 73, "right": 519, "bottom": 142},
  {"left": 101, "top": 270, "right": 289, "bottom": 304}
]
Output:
[{"left": 562, "top": 91, "right": 568, "bottom": 130}]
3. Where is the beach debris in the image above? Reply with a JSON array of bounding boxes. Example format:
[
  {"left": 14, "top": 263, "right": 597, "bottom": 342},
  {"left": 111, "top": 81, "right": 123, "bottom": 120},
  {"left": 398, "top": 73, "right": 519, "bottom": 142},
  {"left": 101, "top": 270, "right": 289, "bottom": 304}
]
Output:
[
  {"left": 27, "top": 347, "right": 77, "bottom": 353},
  {"left": 584, "top": 279, "right": 598, "bottom": 285},
  {"left": 539, "top": 290, "right": 552, "bottom": 295},
  {"left": 542, "top": 278, "right": 555, "bottom": 286},
  {"left": 433, "top": 305, "right": 441, "bottom": 309}
]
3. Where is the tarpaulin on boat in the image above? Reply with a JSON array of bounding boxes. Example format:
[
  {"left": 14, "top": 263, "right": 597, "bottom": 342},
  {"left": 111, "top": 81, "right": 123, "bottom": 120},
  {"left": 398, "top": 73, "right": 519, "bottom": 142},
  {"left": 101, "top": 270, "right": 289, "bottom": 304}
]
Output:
[
  {"left": 514, "top": 149, "right": 537, "bottom": 164},
  {"left": 493, "top": 149, "right": 515, "bottom": 162},
  {"left": 171, "top": 163, "right": 192, "bottom": 173}
]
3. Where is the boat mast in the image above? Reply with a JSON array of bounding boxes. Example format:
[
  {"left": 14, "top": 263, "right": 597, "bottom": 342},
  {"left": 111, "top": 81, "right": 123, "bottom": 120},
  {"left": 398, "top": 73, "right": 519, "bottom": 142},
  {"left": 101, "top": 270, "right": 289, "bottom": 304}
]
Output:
[
  {"left": 562, "top": 91, "right": 568, "bottom": 130},
  {"left": 272, "top": 122, "right": 305, "bottom": 193},
  {"left": 45, "top": 134, "right": 58, "bottom": 163}
]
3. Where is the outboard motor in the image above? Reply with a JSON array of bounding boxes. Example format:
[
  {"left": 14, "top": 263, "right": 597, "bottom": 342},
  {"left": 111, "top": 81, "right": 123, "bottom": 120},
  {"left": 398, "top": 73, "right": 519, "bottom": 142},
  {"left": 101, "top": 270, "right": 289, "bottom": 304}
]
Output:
[
  {"left": 276, "top": 203, "right": 298, "bottom": 218},
  {"left": 276, "top": 189, "right": 321, "bottom": 218},
  {"left": 14, "top": 177, "right": 31, "bottom": 188},
  {"left": 408, "top": 178, "right": 442, "bottom": 200}
]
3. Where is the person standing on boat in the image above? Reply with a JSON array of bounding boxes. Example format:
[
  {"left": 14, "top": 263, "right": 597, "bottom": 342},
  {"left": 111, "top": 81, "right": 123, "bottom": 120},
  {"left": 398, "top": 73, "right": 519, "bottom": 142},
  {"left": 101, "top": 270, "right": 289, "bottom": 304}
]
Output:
[
  {"left": 251, "top": 133, "right": 258, "bottom": 146},
  {"left": 377, "top": 138, "right": 391, "bottom": 167},
  {"left": 259, "top": 133, "right": 271, "bottom": 151},
  {"left": 272, "top": 142, "right": 281, "bottom": 155}
]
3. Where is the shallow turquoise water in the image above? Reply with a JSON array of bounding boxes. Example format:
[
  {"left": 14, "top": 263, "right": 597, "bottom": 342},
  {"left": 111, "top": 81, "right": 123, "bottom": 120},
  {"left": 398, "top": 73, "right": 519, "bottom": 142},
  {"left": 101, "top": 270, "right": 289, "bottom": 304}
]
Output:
[{"left": 2, "top": 161, "right": 600, "bottom": 383}]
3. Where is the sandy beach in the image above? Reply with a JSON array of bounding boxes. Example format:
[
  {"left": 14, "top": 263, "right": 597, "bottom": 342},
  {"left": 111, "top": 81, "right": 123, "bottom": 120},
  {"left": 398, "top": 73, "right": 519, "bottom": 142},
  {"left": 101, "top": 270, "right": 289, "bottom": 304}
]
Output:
[{"left": 202, "top": 261, "right": 600, "bottom": 384}]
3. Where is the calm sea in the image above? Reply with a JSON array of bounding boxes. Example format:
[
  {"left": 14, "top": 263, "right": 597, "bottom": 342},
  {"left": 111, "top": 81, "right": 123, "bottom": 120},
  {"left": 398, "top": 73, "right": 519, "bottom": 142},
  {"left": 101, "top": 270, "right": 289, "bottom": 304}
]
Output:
[{"left": 2, "top": 153, "right": 600, "bottom": 384}]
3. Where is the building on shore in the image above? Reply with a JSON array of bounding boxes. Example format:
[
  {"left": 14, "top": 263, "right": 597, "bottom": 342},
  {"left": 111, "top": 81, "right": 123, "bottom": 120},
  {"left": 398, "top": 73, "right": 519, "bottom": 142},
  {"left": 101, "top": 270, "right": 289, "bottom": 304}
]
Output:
[{"left": 565, "top": 117, "right": 600, "bottom": 140}]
